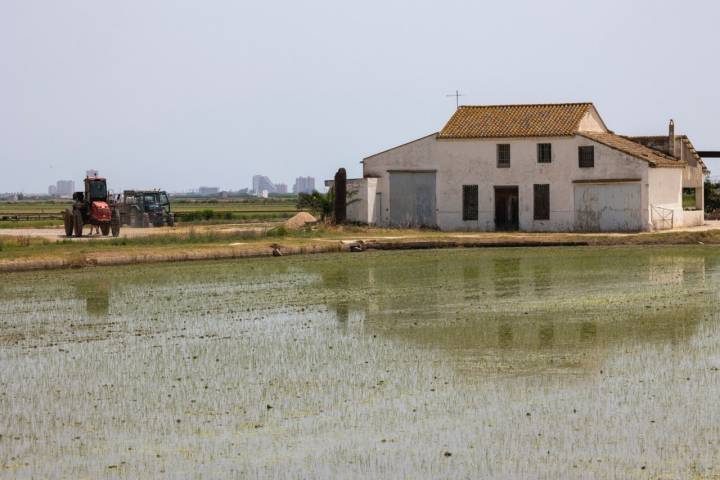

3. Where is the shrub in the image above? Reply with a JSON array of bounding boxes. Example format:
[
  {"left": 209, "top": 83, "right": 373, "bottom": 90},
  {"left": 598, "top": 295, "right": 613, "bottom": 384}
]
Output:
[{"left": 267, "top": 225, "right": 288, "bottom": 237}]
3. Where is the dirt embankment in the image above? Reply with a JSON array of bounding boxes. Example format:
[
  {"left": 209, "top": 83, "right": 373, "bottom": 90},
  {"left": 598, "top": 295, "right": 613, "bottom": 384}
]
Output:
[
  {"left": 0, "top": 243, "right": 343, "bottom": 273},
  {"left": 2, "top": 224, "right": 720, "bottom": 273}
]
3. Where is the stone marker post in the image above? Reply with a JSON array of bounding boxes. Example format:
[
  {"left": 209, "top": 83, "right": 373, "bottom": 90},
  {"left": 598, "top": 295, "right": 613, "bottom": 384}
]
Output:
[{"left": 334, "top": 168, "right": 347, "bottom": 224}]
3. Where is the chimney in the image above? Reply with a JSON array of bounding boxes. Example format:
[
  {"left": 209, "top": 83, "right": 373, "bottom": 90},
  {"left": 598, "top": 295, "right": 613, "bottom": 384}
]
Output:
[{"left": 668, "top": 119, "right": 675, "bottom": 157}]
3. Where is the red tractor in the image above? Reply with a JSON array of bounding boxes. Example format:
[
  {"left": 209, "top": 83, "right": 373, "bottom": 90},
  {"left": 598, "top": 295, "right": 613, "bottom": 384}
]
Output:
[{"left": 63, "top": 176, "right": 121, "bottom": 237}]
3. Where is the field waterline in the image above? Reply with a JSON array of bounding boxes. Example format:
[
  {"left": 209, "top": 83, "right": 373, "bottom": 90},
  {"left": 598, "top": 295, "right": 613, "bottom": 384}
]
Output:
[{"left": 1, "top": 246, "right": 720, "bottom": 478}]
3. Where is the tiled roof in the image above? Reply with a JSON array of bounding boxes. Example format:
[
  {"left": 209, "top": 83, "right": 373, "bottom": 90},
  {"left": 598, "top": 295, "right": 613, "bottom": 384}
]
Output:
[
  {"left": 627, "top": 135, "right": 708, "bottom": 173},
  {"left": 578, "top": 132, "right": 685, "bottom": 168},
  {"left": 437, "top": 103, "right": 593, "bottom": 138}
]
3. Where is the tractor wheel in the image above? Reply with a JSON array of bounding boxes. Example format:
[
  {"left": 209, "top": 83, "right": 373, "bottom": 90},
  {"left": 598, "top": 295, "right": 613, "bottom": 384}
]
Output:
[
  {"left": 167, "top": 214, "right": 175, "bottom": 227},
  {"left": 73, "top": 210, "right": 83, "bottom": 237},
  {"left": 101, "top": 224, "right": 110, "bottom": 236},
  {"left": 142, "top": 213, "right": 150, "bottom": 228},
  {"left": 111, "top": 215, "right": 121, "bottom": 237},
  {"left": 63, "top": 210, "right": 74, "bottom": 237}
]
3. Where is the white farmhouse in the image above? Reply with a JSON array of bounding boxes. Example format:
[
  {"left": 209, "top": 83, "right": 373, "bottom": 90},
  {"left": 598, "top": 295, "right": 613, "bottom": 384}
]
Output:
[{"left": 346, "top": 103, "right": 707, "bottom": 232}]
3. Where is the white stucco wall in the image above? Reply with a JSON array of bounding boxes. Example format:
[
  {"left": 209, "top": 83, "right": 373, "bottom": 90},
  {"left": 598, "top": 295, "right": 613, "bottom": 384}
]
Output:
[
  {"left": 577, "top": 106, "right": 607, "bottom": 133},
  {"left": 346, "top": 178, "right": 378, "bottom": 224},
  {"left": 363, "top": 133, "right": 658, "bottom": 231},
  {"left": 647, "top": 168, "right": 683, "bottom": 230}
]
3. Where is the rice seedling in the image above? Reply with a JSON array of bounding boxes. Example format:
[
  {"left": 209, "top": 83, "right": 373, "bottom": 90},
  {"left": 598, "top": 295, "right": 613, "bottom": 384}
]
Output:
[{"left": 1, "top": 246, "right": 720, "bottom": 478}]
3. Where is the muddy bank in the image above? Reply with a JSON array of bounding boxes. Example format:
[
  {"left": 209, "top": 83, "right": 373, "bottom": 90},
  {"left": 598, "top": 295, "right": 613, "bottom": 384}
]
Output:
[
  {"left": 5, "top": 229, "right": 720, "bottom": 273},
  {"left": 0, "top": 243, "right": 343, "bottom": 273},
  {"left": 0, "top": 238, "right": 595, "bottom": 273}
]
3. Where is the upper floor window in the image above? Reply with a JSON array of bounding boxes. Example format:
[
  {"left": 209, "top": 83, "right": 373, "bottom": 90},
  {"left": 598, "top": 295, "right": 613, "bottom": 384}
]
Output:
[
  {"left": 578, "top": 146, "right": 594, "bottom": 168},
  {"left": 537, "top": 143, "right": 552, "bottom": 163},
  {"left": 497, "top": 144, "right": 510, "bottom": 168}
]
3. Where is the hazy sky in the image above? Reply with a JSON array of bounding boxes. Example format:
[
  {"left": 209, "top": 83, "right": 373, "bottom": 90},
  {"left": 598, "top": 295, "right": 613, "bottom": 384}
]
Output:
[{"left": 2, "top": 0, "right": 719, "bottom": 193}]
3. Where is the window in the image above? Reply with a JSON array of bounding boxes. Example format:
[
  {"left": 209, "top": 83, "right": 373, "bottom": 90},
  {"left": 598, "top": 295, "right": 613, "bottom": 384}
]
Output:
[
  {"left": 533, "top": 184, "right": 550, "bottom": 220},
  {"left": 537, "top": 143, "right": 552, "bottom": 163},
  {"left": 578, "top": 146, "right": 594, "bottom": 168},
  {"left": 497, "top": 144, "right": 510, "bottom": 168},
  {"left": 462, "top": 185, "right": 479, "bottom": 221},
  {"left": 87, "top": 180, "right": 107, "bottom": 200},
  {"left": 683, "top": 188, "right": 697, "bottom": 209}
]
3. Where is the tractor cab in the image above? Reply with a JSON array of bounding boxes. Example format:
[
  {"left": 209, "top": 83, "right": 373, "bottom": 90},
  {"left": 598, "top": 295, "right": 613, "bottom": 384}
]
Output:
[{"left": 85, "top": 177, "right": 108, "bottom": 201}]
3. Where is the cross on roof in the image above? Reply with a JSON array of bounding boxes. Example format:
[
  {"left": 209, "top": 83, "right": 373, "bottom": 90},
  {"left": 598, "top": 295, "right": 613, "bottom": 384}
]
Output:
[{"left": 446, "top": 90, "right": 464, "bottom": 109}]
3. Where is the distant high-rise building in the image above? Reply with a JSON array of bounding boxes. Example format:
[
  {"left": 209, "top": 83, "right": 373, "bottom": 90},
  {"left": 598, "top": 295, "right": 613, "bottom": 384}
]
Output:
[
  {"left": 55, "top": 180, "right": 75, "bottom": 197},
  {"left": 48, "top": 185, "right": 57, "bottom": 196},
  {"left": 252, "top": 175, "right": 275, "bottom": 196},
  {"left": 198, "top": 186, "right": 220, "bottom": 195},
  {"left": 293, "top": 176, "right": 315, "bottom": 194},
  {"left": 86, "top": 169, "right": 99, "bottom": 177},
  {"left": 274, "top": 183, "right": 288, "bottom": 194}
]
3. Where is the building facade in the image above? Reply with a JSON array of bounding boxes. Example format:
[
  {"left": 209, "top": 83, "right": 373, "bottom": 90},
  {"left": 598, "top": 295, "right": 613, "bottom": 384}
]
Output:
[
  {"left": 293, "top": 176, "right": 316, "bottom": 194},
  {"left": 198, "top": 186, "right": 219, "bottom": 195},
  {"left": 346, "top": 103, "right": 707, "bottom": 232},
  {"left": 252, "top": 175, "right": 275, "bottom": 195},
  {"left": 55, "top": 180, "right": 75, "bottom": 197}
]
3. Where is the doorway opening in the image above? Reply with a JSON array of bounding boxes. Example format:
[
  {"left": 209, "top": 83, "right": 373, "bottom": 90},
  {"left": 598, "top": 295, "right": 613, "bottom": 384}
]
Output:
[{"left": 494, "top": 186, "right": 519, "bottom": 231}]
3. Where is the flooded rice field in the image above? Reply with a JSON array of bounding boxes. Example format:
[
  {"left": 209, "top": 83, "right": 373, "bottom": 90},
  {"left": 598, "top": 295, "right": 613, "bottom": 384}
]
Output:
[{"left": 2, "top": 246, "right": 720, "bottom": 478}]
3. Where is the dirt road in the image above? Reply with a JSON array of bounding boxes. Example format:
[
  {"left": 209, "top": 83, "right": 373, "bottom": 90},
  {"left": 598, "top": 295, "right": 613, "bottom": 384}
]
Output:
[{"left": 0, "top": 222, "right": 278, "bottom": 242}]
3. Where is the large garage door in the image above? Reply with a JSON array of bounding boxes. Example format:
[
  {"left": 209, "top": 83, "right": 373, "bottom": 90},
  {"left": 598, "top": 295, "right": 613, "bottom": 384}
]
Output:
[
  {"left": 389, "top": 172, "right": 436, "bottom": 227},
  {"left": 574, "top": 183, "right": 642, "bottom": 231}
]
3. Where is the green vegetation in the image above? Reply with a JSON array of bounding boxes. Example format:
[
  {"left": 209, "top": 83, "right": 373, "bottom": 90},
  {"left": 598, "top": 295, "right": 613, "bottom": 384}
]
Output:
[
  {"left": 297, "top": 191, "right": 333, "bottom": 220},
  {"left": 0, "top": 219, "right": 63, "bottom": 229},
  {"left": 0, "top": 198, "right": 301, "bottom": 225},
  {"left": 682, "top": 187, "right": 698, "bottom": 209},
  {"left": 174, "top": 209, "right": 294, "bottom": 222},
  {"left": 705, "top": 179, "right": 720, "bottom": 213}
]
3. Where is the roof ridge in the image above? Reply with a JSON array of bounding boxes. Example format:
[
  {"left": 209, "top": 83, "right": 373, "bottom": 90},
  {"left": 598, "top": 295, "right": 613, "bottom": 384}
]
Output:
[{"left": 458, "top": 102, "right": 593, "bottom": 109}]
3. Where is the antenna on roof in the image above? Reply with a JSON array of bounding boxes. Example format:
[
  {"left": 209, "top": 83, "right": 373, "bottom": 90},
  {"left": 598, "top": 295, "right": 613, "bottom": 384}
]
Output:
[{"left": 446, "top": 90, "right": 464, "bottom": 110}]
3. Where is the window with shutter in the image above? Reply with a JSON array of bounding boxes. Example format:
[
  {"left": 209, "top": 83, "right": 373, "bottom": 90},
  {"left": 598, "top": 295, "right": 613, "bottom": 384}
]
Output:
[
  {"left": 462, "top": 185, "right": 479, "bottom": 221},
  {"left": 537, "top": 143, "right": 552, "bottom": 163},
  {"left": 578, "top": 146, "right": 594, "bottom": 168},
  {"left": 497, "top": 144, "right": 510, "bottom": 168},
  {"left": 533, "top": 184, "right": 550, "bottom": 220}
]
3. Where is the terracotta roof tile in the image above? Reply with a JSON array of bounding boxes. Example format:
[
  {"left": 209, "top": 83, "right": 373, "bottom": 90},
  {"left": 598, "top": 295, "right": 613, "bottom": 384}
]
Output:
[
  {"left": 627, "top": 135, "right": 708, "bottom": 172},
  {"left": 578, "top": 132, "right": 685, "bottom": 168},
  {"left": 438, "top": 103, "right": 593, "bottom": 138}
]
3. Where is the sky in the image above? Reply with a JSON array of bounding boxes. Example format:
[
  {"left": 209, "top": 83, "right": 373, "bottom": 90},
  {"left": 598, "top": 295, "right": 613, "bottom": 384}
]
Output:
[{"left": 1, "top": 0, "right": 719, "bottom": 194}]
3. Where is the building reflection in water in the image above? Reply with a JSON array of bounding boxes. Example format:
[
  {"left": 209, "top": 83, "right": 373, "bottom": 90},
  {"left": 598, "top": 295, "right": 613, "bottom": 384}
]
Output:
[
  {"left": 75, "top": 279, "right": 111, "bottom": 317},
  {"left": 316, "top": 250, "right": 712, "bottom": 373}
]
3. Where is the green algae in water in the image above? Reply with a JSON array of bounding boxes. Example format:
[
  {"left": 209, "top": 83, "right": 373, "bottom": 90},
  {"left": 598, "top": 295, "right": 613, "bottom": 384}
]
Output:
[{"left": 1, "top": 246, "right": 720, "bottom": 478}]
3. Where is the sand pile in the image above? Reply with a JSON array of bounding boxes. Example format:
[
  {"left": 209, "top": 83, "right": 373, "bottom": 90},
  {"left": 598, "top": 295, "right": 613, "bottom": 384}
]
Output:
[{"left": 284, "top": 212, "right": 317, "bottom": 230}]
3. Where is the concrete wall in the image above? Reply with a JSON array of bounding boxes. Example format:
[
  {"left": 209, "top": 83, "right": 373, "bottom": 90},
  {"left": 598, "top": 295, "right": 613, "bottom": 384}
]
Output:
[
  {"left": 363, "top": 134, "right": 655, "bottom": 231},
  {"left": 647, "top": 168, "right": 683, "bottom": 230},
  {"left": 627, "top": 135, "right": 704, "bottom": 210},
  {"left": 681, "top": 210, "right": 704, "bottom": 227},
  {"left": 679, "top": 139, "right": 705, "bottom": 210},
  {"left": 346, "top": 178, "right": 378, "bottom": 224}
]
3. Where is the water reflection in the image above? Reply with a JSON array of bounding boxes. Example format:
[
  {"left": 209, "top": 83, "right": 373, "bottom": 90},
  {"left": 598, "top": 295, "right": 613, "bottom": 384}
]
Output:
[
  {"left": 74, "top": 279, "right": 111, "bottom": 317},
  {"left": 314, "top": 249, "right": 713, "bottom": 373}
]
